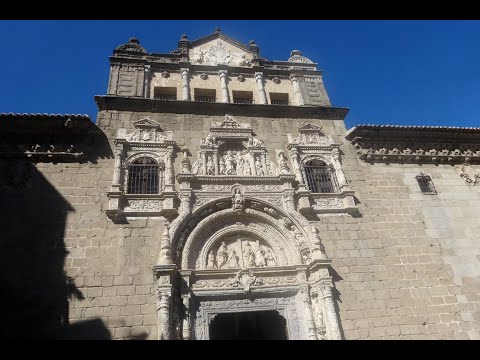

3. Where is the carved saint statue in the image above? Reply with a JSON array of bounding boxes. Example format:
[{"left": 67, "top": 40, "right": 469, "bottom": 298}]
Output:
[
  {"left": 245, "top": 160, "right": 252, "bottom": 175},
  {"left": 206, "top": 155, "right": 215, "bottom": 175},
  {"left": 232, "top": 188, "right": 244, "bottom": 210},
  {"left": 191, "top": 157, "right": 203, "bottom": 175},
  {"left": 243, "top": 241, "right": 256, "bottom": 268},
  {"left": 255, "top": 157, "right": 264, "bottom": 176},
  {"left": 224, "top": 151, "right": 236, "bottom": 175},
  {"left": 237, "top": 158, "right": 245, "bottom": 175},
  {"left": 227, "top": 248, "right": 240, "bottom": 268},
  {"left": 207, "top": 251, "right": 217, "bottom": 269},
  {"left": 264, "top": 247, "right": 277, "bottom": 266},
  {"left": 254, "top": 241, "right": 266, "bottom": 267},
  {"left": 265, "top": 158, "right": 276, "bottom": 176},
  {"left": 216, "top": 242, "right": 228, "bottom": 269},
  {"left": 219, "top": 157, "right": 226, "bottom": 175}
]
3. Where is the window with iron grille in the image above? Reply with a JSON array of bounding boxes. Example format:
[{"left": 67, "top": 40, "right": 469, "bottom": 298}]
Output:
[
  {"left": 126, "top": 157, "right": 163, "bottom": 194},
  {"left": 153, "top": 87, "right": 177, "bottom": 100},
  {"left": 232, "top": 90, "right": 254, "bottom": 104},
  {"left": 194, "top": 88, "right": 216, "bottom": 103},
  {"left": 270, "top": 92, "right": 289, "bottom": 105},
  {"left": 416, "top": 174, "right": 437, "bottom": 195},
  {"left": 303, "top": 159, "right": 339, "bottom": 193}
]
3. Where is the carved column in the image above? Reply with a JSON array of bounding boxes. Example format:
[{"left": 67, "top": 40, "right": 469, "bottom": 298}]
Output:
[
  {"left": 111, "top": 148, "right": 123, "bottom": 190},
  {"left": 156, "top": 290, "right": 171, "bottom": 340},
  {"left": 300, "top": 288, "right": 318, "bottom": 340},
  {"left": 255, "top": 72, "right": 268, "bottom": 104},
  {"left": 144, "top": 66, "right": 150, "bottom": 99},
  {"left": 213, "top": 149, "right": 219, "bottom": 175},
  {"left": 181, "top": 68, "right": 190, "bottom": 100},
  {"left": 260, "top": 153, "right": 268, "bottom": 176},
  {"left": 179, "top": 192, "right": 191, "bottom": 214},
  {"left": 164, "top": 148, "right": 174, "bottom": 191},
  {"left": 201, "top": 151, "right": 207, "bottom": 175},
  {"left": 290, "top": 74, "right": 304, "bottom": 106},
  {"left": 249, "top": 152, "right": 256, "bottom": 175},
  {"left": 332, "top": 148, "right": 347, "bottom": 189},
  {"left": 219, "top": 70, "right": 230, "bottom": 103},
  {"left": 182, "top": 294, "right": 191, "bottom": 340},
  {"left": 320, "top": 283, "right": 342, "bottom": 340},
  {"left": 288, "top": 147, "right": 303, "bottom": 183}
]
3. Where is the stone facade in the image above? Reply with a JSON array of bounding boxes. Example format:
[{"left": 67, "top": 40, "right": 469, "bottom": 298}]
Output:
[{"left": 1, "top": 29, "right": 479, "bottom": 340}]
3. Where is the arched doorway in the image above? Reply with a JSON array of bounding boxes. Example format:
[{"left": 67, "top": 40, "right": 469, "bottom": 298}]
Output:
[{"left": 209, "top": 310, "right": 288, "bottom": 340}]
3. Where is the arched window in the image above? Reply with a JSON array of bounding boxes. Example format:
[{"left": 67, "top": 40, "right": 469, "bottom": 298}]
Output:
[
  {"left": 126, "top": 157, "right": 162, "bottom": 194},
  {"left": 303, "top": 159, "right": 338, "bottom": 193}
]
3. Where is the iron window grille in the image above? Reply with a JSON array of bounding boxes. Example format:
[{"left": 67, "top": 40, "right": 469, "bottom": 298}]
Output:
[
  {"left": 270, "top": 99, "right": 289, "bottom": 105},
  {"left": 154, "top": 94, "right": 177, "bottom": 100},
  {"left": 194, "top": 96, "right": 216, "bottom": 103},
  {"left": 416, "top": 173, "right": 437, "bottom": 195},
  {"left": 233, "top": 98, "right": 254, "bottom": 104},
  {"left": 303, "top": 159, "right": 339, "bottom": 193},
  {"left": 126, "top": 157, "right": 163, "bottom": 194}
]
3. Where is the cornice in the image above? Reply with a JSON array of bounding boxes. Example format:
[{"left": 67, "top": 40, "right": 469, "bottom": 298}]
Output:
[{"left": 95, "top": 96, "right": 349, "bottom": 120}]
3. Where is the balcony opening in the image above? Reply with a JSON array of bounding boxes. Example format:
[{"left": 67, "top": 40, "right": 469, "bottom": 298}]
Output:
[
  {"left": 153, "top": 87, "right": 177, "bottom": 101},
  {"left": 232, "top": 90, "right": 254, "bottom": 104},
  {"left": 270, "top": 93, "right": 289, "bottom": 105},
  {"left": 194, "top": 88, "right": 216, "bottom": 103}
]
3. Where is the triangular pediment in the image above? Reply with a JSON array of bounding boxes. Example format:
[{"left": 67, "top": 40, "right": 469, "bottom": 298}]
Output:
[
  {"left": 298, "top": 124, "right": 324, "bottom": 133},
  {"left": 189, "top": 33, "right": 253, "bottom": 67},
  {"left": 133, "top": 117, "right": 162, "bottom": 130}
]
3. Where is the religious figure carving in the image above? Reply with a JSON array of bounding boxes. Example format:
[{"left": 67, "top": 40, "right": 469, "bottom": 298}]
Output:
[
  {"left": 219, "top": 157, "right": 226, "bottom": 175},
  {"left": 237, "top": 157, "right": 245, "bottom": 175},
  {"left": 224, "top": 151, "right": 236, "bottom": 175},
  {"left": 255, "top": 157, "right": 264, "bottom": 176},
  {"left": 207, "top": 252, "right": 217, "bottom": 269},
  {"left": 191, "top": 157, "right": 203, "bottom": 175},
  {"left": 245, "top": 160, "right": 252, "bottom": 175},
  {"left": 206, "top": 155, "right": 215, "bottom": 175},
  {"left": 216, "top": 242, "right": 228, "bottom": 269},
  {"left": 254, "top": 240, "right": 266, "bottom": 267},
  {"left": 243, "top": 241, "right": 256, "bottom": 268},
  {"left": 264, "top": 247, "right": 277, "bottom": 266},
  {"left": 227, "top": 248, "right": 240, "bottom": 268},
  {"left": 232, "top": 188, "right": 244, "bottom": 211}
]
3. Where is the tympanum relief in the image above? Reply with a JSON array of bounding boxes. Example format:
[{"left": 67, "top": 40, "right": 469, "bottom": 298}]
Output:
[{"left": 206, "top": 238, "right": 277, "bottom": 270}]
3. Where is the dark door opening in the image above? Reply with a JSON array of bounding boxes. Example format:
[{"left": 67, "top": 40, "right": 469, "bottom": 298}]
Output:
[{"left": 209, "top": 310, "right": 288, "bottom": 340}]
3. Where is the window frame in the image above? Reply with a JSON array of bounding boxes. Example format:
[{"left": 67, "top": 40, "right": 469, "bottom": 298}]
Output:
[{"left": 301, "top": 158, "right": 339, "bottom": 194}]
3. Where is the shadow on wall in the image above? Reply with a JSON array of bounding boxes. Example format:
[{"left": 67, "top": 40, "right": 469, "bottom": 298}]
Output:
[{"left": 0, "top": 160, "right": 111, "bottom": 339}]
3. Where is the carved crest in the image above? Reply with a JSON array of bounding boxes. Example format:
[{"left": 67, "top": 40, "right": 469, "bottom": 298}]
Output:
[
  {"left": 458, "top": 163, "right": 480, "bottom": 185},
  {"left": 191, "top": 41, "right": 252, "bottom": 66},
  {"left": 230, "top": 269, "right": 263, "bottom": 293}
]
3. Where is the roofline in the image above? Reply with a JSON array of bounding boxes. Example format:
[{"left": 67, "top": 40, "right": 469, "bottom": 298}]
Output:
[{"left": 0, "top": 113, "right": 90, "bottom": 121}]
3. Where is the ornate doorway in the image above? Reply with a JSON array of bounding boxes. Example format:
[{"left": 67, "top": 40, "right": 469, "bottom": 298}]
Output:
[{"left": 209, "top": 310, "right": 287, "bottom": 340}]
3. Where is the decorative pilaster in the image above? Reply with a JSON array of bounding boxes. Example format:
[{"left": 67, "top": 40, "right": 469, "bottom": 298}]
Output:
[
  {"left": 300, "top": 288, "right": 318, "bottom": 340},
  {"left": 310, "top": 223, "right": 327, "bottom": 260},
  {"left": 290, "top": 74, "right": 304, "bottom": 106},
  {"left": 156, "top": 290, "right": 171, "bottom": 340},
  {"left": 182, "top": 294, "right": 191, "bottom": 340},
  {"left": 164, "top": 148, "right": 174, "bottom": 191},
  {"left": 181, "top": 149, "right": 191, "bottom": 173},
  {"left": 219, "top": 70, "right": 230, "bottom": 103},
  {"left": 288, "top": 148, "right": 303, "bottom": 183},
  {"left": 111, "top": 147, "right": 123, "bottom": 191},
  {"left": 332, "top": 148, "right": 347, "bottom": 189},
  {"left": 255, "top": 72, "right": 268, "bottom": 104},
  {"left": 181, "top": 68, "right": 190, "bottom": 100},
  {"left": 320, "top": 282, "right": 342, "bottom": 340},
  {"left": 144, "top": 66, "right": 150, "bottom": 99},
  {"left": 157, "top": 225, "right": 173, "bottom": 265}
]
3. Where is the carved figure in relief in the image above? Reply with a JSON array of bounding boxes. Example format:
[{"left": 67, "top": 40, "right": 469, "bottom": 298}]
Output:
[
  {"left": 264, "top": 247, "right": 277, "bottom": 266},
  {"left": 191, "top": 157, "right": 203, "bottom": 175},
  {"left": 254, "top": 241, "right": 266, "bottom": 267},
  {"left": 243, "top": 241, "right": 256, "bottom": 268},
  {"left": 206, "top": 155, "right": 215, "bottom": 175},
  {"left": 201, "top": 134, "right": 214, "bottom": 146},
  {"left": 245, "top": 160, "right": 252, "bottom": 175},
  {"left": 207, "top": 252, "right": 217, "bottom": 269},
  {"left": 227, "top": 248, "right": 240, "bottom": 268},
  {"left": 250, "top": 137, "right": 264, "bottom": 147},
  {"left": 224, "top": 151, "right": 236, "bottom": 175},
  {"left": 232, "top": 188, "right": 244, "bottom": 210},
  {"left": 265, "top": 157, "right": 276, "bottom": 176},
  {"left": 255, "top": 157, "right": 264, "bottom": 176},
  {"left": 216, "top": 242, "right": 228, "bottom": 269},
  {"left": 237, "top": 158, "right": 245, "bottom": 175},
  {"left": 219, "top": 157, "right": 226, "bottom": 175}
]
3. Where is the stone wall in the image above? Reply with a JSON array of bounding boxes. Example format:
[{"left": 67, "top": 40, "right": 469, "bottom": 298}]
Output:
[{"left": 9, "top": 109, "right": 478, "bottom": 340}]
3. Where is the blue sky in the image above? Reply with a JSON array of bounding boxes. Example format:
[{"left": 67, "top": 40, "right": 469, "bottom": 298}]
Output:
[{"left": 1, "top": 20, "right": 479, "bottom": 129}]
